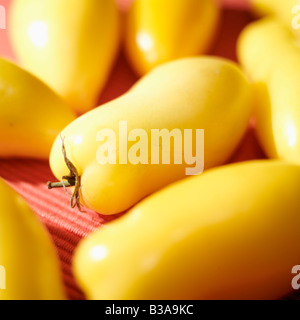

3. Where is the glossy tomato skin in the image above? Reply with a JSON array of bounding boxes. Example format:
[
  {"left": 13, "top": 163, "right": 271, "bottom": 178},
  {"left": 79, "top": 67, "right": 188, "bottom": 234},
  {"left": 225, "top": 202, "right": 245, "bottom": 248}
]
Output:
[
  {"left": 238, "top": 18, "right": 300, "bottom": 164},
  {"left": 73, "top": 160, "right": 300, "bottom": 300},
  {"left": 0, "top": 58, "right": 76, "bottom": 159},
  {"left": 124, "top": 0, "right": 220, "bottom": 75},
  {"left": 9, "top": 0, "right": 121, "bottom": 114}
]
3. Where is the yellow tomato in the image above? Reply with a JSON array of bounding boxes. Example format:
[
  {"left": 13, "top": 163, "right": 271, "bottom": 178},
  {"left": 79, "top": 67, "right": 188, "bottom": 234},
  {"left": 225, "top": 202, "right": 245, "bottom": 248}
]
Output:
[
  {"left": 238, "top": 18, "right": 300, "bottom": 164},
  {"left": 73, "top": 160, "right": 300, "bottom": 300},
  {"left": 9, "top": 0, "right": 121, "bottom": 114},
  {"left": 0, "top": 58, "right": 76, "bottom": 159},
  {"left": 49, "top": 57, "right": 252, "bottom": 215},
  {"left": 250, "top": 0, "right": 300, "bottom": 31},
  {"left": 0, "top": 179, "right": 66, "bottom": 300},
  {"left": 238, "top": 18, "right": 296, "bottom": 83},
  {"left": 125, "top": 0, "right": 220, "bottom": 75}
]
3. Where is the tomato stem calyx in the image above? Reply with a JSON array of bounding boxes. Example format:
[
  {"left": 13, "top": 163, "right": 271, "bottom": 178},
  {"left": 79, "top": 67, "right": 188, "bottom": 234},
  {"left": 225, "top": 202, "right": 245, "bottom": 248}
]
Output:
[{"left": 47, "top": 135, "right": 84, "bottom": 212}]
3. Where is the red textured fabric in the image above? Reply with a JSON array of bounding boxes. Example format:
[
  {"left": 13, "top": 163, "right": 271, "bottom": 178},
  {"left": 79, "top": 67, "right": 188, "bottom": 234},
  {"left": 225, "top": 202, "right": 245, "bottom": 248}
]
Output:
[{"left": 0, "top": 0, "right": 275, "bottom": 300}]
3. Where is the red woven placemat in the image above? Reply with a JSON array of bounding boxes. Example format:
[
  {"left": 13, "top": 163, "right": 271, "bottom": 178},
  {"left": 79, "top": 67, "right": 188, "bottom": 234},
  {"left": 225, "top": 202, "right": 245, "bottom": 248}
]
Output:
[{"left": 0, "top": 0, "right": 274, "bottom": 300}]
